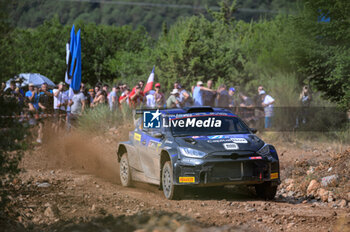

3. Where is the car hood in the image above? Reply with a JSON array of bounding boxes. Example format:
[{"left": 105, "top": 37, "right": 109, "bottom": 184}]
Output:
[{"left": 174, "top": 134, "right": 265, "bottom": 153}]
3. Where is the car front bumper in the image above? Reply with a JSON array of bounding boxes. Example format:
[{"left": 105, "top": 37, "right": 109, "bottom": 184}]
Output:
[{"left": 173, "top": 157, "right": 280, "bottom": 186}]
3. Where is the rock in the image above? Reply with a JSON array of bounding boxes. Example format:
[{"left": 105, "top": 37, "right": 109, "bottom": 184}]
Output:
[
  {"left": 338, "top": 199, "right": 347, "bottom": 208},
  {"left": 286, "top": 183, "right": 294, "bottom": 192},
  {"left": 347, "top": 193, "right": 350, "bottom": 201},
  {"left": 284, "top": 178, "right": 294, "bottom": 185},
  {"left": 175, "top": 224, "right": 193, "bottom": 232},
  {"left": 327, "top": 191, "right": 335, "bottom": 202},
  {"left": 36, "top": 182, "right": 51, "bottom": 188},
  {"left": 44, "top": 205, "right": 59, "bottom": 218},
  {"left": 306, "top": 166, "right": 315, "bottom": 175},
  {"left": 317, "top": 188, "right": 329, "bottom": 202},
  {"left": 287, "top": 223, "right": 295, "bottom": 229},
  {"left": 307, "top": 180, "right": 320, "bottom": 196},
  {"left": 321, "top": 175, "right": 339, "bottom": 187}
]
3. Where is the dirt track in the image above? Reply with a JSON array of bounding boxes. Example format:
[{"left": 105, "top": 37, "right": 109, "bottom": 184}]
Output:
[{"left": 11, "top": 130, "right": 350, "bottom": 231}]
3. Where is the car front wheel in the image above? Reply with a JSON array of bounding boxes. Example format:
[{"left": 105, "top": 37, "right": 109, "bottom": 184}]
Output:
[
  {"left": 162, "top": 161, "right": 183, "bottom": 200},
  {"left": 120, "top": 153, "right": 132, "bottom": 187},
  {"left": 255, "top": 181, "right": 277, "bottom": 200}
]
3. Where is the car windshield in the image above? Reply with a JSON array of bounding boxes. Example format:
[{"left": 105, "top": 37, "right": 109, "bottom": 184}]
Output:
[{"left": 169, "top": 115, "right": 250, "bottom": 136}]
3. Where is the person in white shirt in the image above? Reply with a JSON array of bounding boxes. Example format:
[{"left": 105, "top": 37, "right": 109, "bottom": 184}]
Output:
[
  {"left": 260, "top": 90, "right": 275, "bottom": 129},
  {"left": 146, "top": 90, "right": 156, "bottom": 108},
  {"left": 53, "top": 82, "right": 68, "bottom": 131}
]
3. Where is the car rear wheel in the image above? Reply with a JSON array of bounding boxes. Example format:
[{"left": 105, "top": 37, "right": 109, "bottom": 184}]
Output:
[
  {"left": 162, "top": 161, "right": 183, "bottom": 200},
  {"left": 120, "top": 153, "right": 132, "bottom": 187},
  {"left": 255, "top": 181, "right": 277, "bottom": 200}
]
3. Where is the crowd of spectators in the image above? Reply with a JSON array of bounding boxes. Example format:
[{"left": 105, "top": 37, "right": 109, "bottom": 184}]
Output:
[{"left": 0, "top": 78, "right": 283, "bottom": 139}]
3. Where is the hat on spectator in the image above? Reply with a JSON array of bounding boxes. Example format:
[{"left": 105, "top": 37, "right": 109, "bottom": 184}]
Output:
[
  {"left": 28, "top": 83, "right": 34, "bottom": 87},
  {"left": 89, "top": 89, "right": 94, "bottom": 92},
  {"left": 155, "top": 83, "right": 161, "bottom": 88},
  {"left": 259, "top": 90, "right": 266, "bottom": 95},
  {"left": 229, "top": 87, "right": 235, "bottom": 92},
  {"left": 58, "top": 81, "right": 65, "bottom": 86},
  {"left": 197, "top": 81, "right": 203, "bottom": 86},
  {"left": 170, "top": 89, "right": 179, "bottom": 95}
]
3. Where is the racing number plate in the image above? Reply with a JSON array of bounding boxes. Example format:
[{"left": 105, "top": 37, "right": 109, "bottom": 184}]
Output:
[
  {"left": 270, "top": 172, "right": 279, "bottom": 179},
  {"left": 179, "top": 177, "right": 195, "bottom": 183}
]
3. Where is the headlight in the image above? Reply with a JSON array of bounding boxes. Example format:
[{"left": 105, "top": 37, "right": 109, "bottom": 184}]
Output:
[
  {"left": 257, "top": 144, "right": 270, "bottom": 156},
  {"left": 178, "top": 147, "right": 207, "bottom": 158}
]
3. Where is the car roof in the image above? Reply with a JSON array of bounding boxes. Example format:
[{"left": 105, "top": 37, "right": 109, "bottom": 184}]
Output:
[{"left": 160, "top": 107, "right": 237, "bottom": 117}]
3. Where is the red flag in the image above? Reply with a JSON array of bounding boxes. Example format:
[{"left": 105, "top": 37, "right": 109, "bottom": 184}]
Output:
[{"left": 143, "top": 66, "right": 155, "bottom": 94}]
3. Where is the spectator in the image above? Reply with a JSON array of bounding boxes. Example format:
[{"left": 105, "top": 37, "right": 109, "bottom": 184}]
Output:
[
  {"left": 103, "top": 84, "right": 110, "bottom": 99},
  {"left": 178, "top": 84, "right": 192, "bottom": 107},
  {"left": 138, "top": 80, "right": 145, "bottom": 90},
  {"left": 192, "top": 81, "right": 216, "bottom": 106},
  {"left": 296, "top": 85, "right": 312, "bottom": 127},
  {"left": 146, "top": 90, "right": 156, "bottom": 108},
  {"left": 129, "top": 85, "right": 144, "bottom": 108},
  {"left": 93, "top": 90, "right": 107, "bottom": 106},
  {"left": 108, "top": 86, "right": 120, "bottom": 111},
  {"left": 68, "top": 89, "right": 86, "bottom": 128},
  {"left": 25, "top": 83, "right": 39, "bottom": 112},
  {"left": 174, "top": 81, "right": 180, "bottom": 90},
  {"left": 238, "top": 93, "right": 255, "bottom": 127},
  {"left": 203, "top": 80, "right": 216, "bottom": 106},
  {"left": 0, "top": 82, "right": 5, "bottom": 95},
  {"left": 37, "top": 83, "right": 53, "bottom": 143},
  {"left": 53, "top": 82, "right": 68, "bottom": 131},
  {"left": 94, "top": 85, "right": 101, "bottom": 94},
  {"left": 216, "top": 84, "right": 230, "bottom": 108},
  {"left": 254, "top": 86, "right": 264, "bottom": 108},
  {"left": 87, "top": 89, "right": 95, "bottom": 108},
  {"left": 260, "top": 90, "right": 275, "bottom": 129},
  {"left": 154, "top": 83, "right": 165, "bottom": 108},
  {"left": 228, "top": 87, "right": 235, "bottom": 108},
  {"left": 166, "top": 89, "right": 180, "bottom": 108},
  {"left": 119, "top": 88, "right": 130, "bottom": 106}
]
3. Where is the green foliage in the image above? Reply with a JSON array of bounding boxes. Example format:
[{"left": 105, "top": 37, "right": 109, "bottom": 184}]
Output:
[
  {"left": 0, "top": 95, "right": 28, "bottom": 211},
  {"left": 0, "top": 0, "right": 348, "bottom": 108},
  {"left": 8, "top": 0, "right": 296, "bottom": 36}
]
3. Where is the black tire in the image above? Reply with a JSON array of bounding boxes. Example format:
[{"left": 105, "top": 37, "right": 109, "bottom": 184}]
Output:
[
  {"left": 120, "top": 153, "right": 132, "bottom": 187},
  {"left": 255, "top": 181, "right": 277, "bottom": 200},
  {"left": 162, "top": 161, "right": 183, "bottom": 200}
]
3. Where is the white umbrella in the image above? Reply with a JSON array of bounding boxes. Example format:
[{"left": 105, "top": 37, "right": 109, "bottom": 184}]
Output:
[{"left": 6, "top": 73, "right": 56, "bottom": 89}]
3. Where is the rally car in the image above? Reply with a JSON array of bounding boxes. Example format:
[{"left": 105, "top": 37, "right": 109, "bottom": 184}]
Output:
[{"left": 116, "top": 107, "right": 280, "bottom": 200}]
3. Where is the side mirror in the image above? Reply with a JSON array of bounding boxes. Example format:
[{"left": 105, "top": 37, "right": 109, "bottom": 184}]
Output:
[
  {"left": 250, "top": 128, "right": 258, "bottom": 134},
  {"left": 153, "top": 132, "right": 164, "bottom": 139}
]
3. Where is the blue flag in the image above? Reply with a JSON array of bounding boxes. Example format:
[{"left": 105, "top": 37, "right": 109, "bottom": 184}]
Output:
[
  {"left": 67, "top": 25, "right": 75, "bottom": 78},
  {"left": 71, "top": 29, "right": 81, "bottom": 92}
]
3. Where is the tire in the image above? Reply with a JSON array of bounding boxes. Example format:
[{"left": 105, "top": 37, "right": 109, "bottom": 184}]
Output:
[
  {"left": 120, "top": 153, "right": 132, "bottom": 187},
  {"left": 255, "top": 181, "right": 277, "bottom": 200},
  {"left": 162, "top": 161, "right": 183, "bottom": 200}
]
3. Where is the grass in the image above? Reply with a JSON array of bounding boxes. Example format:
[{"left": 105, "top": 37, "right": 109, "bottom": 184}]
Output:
[{"left": 77, "top": 104, "right": 133, "bottom": 134}]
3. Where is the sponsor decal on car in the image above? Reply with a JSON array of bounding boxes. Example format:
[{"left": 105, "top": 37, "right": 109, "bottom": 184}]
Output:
[
  {"left": 223, "top": 143, "right": 239, "bottom": 150},
  {"left": 249, "top": 156, "right": 262, "bottom": 160},
  {"left": 179, "top": 177, "right": 195, "bottom": 183},
  {"left": 207, "top": 138, "right": 233, "bottom": 143},
  {"left": 270, "top": 172, "right": 279, "bottom": 179},
  {"left": 230, "top": 138, "right": 248, "bottom": 143},
  {"left": 134, "top": 133, "right": 141, "bottom": 141}
]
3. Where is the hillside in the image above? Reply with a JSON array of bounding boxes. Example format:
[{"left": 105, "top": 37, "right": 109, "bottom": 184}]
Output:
[{"left": 9, "top": 0, "right": 296, "bottom": 36}]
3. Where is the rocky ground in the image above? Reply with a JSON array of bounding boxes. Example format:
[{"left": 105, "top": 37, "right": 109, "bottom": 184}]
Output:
[{"left": 1, "top": 128, "right": 350, "bottom": 232}]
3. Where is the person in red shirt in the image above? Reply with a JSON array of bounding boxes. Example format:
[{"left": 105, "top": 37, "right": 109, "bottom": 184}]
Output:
[{"left": 129, "top": 85, "right": 144, "bottom": 108}]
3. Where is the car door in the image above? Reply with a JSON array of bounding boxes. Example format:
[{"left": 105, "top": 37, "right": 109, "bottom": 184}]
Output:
[
  {"left": 139, "top": 126, "right": 163, "bottom": 183},
  {"left": 127, "top": 119, "right": 143, "bottom": 174}
]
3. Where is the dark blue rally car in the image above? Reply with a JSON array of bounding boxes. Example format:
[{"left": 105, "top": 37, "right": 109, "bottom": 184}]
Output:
[{"left": 117, "top": 107, "right": 280, "bottom": 200}]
